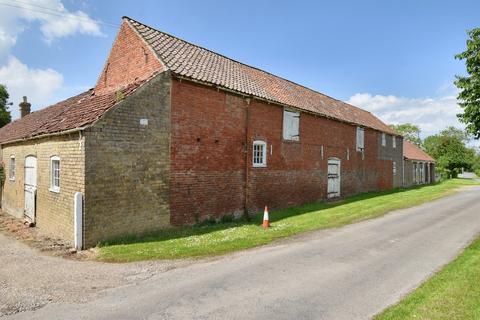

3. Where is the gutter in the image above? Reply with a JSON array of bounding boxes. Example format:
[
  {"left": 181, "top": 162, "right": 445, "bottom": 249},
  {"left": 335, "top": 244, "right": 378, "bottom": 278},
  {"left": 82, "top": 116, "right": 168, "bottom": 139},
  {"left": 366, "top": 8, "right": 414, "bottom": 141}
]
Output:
[{"left": 0, "top": 126, "right": 88, "bottom": 147}]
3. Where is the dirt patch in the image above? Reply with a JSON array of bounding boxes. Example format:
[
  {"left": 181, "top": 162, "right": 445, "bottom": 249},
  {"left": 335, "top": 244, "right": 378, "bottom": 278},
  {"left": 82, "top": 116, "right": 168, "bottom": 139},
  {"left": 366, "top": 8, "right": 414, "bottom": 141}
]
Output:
[
  {"left": 0, "top": 212, "right": 191, "bottom": 317},
  {"left": 0, "top": 211, "right": 96, "bottom": 260}
]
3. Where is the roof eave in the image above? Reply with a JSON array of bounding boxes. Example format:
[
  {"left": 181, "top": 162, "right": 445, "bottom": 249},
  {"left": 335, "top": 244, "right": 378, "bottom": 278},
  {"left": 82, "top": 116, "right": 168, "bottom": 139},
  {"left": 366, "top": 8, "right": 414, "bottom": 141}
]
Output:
[
  {"left": 171, "top": 73, "right": 400, "bottom": 136},
  {"left": 0, "top": 126, "right": 88, "bottom": 147}
]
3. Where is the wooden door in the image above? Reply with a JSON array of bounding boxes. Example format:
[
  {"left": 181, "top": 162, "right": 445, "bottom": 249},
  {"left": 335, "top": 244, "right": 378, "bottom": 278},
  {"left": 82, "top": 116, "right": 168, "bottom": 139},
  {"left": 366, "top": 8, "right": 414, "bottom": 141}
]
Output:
[{"left": 327, "top": 158, "right": 341, "bottom": 198}]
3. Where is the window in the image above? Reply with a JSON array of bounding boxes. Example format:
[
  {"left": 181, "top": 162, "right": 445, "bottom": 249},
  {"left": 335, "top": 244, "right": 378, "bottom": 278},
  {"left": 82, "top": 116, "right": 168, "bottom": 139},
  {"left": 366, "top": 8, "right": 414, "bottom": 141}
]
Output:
[
  {"left": 393, "top": 161, "right": 397, "bottom": 176},
  {"left": 392, "top": 136, "right": 396, "bottom": 148},
  {"left": 50, "top": 156, "right": 60, "bottom": 192},
  {"left": 381, "top": 133, "right": 386, "bottom": 146},
  {"left": 253, "top": 141, "right": 267, "bottom": 167},
  {"left": 283, "top": 109, "right": 300, "bottom": 141},
  {"left": 356, "top": 127, "right": 365, "bottom": 151},
  {"left": 9, "top": 156, "right": 15, "bottom": 180},
  {"left": 413, "top": 163, "right": 416, "bottom": 182}
]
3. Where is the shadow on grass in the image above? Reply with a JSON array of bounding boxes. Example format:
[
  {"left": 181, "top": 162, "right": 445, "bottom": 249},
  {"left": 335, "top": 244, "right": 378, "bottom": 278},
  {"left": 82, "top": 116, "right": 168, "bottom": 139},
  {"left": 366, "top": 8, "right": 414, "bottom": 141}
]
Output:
[{"left": 99, "top": 183, "right": 438, "bottom": 247}]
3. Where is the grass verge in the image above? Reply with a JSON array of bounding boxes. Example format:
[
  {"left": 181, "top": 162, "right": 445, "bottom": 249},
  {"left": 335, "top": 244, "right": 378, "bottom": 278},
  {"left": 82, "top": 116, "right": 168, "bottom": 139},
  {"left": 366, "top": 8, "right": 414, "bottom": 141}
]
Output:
[
  {"left": 98, "top": 179, "right": 479, "bottom": 262},
  {"left": 375, "top": 235, "right": 480, "bottom": 320}
]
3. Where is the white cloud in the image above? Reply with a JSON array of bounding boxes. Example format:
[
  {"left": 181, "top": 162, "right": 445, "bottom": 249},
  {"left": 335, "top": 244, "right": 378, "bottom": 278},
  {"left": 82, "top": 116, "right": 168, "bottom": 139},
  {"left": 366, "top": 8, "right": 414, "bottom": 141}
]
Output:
[
  {"left": 347, "top": 92, "right": 464, "bottom": 138},
  {"left": 0, "top": 0, "right": 102, "bottom": 119},
  {"left": 0, "top": 56, "right": 63, "bottom": 117},
  {"left": 0, "top": 0, "right": 103, "bottom": 50}
]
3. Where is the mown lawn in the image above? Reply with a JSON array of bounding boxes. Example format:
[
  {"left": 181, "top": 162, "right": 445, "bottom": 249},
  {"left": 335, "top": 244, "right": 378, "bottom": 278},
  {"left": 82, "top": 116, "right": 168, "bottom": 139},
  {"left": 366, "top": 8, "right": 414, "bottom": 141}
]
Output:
[
  {"left": 375, "top": 236, "right": 480, "bottom": 320},
  {"left": 97, "top": 179, "right": 479, "bottom": 262}
]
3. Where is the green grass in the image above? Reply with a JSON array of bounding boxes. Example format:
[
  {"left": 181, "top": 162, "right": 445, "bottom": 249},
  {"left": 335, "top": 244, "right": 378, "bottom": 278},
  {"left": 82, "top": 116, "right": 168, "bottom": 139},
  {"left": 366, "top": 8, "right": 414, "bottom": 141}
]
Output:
[
  {"left": 97, "top": 179, "right": 479, "bottom": 262},
  {"left": 375, "top": 236, "right": 480, "bottom": 320}
]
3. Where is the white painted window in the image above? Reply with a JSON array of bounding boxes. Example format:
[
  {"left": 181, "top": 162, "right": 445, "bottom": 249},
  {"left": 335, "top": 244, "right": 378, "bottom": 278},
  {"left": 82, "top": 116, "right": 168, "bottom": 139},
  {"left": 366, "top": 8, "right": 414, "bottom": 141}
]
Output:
[
  {"left": 283, "top": 109, "right": 300, "bottom": 141},
  {"left": 50, "top": 156, "right": 60, "bottom": 192},
  {"left": 356, "top": 127, "right": 365, "bottom": 151},
  {"left": 253, "top": 141, "right": 267, "bottom": 167},
  {"left": 9, "top": 156, "right": 15, "bottom": 180},
  {"left": 392, "top": 136, "right": 396, "bottom": 148},
  {"left": 381, "top": 133, "right": 386, "bottom": 146},
  {"left": 393, "top": 161, "right": 397, "bottom": 176}
]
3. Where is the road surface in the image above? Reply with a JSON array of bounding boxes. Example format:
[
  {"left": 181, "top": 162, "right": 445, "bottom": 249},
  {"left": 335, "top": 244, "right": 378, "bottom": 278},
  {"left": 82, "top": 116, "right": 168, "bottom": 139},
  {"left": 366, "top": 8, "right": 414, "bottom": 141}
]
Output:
[{"left": 5, "top": 186, "right": 480, "bottom": 320}]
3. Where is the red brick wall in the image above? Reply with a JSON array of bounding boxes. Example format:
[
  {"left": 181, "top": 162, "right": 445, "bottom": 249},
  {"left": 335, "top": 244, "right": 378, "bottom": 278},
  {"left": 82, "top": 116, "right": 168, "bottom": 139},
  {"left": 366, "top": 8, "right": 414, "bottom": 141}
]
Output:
[
  {"left": 95, "top": 20, "right": 164, "bottom": 94},
  {"left": 170, "top": 80, "right": 248, "bottom": 225},
  {"left": 245, "top": 100, "right": 393, "bottom": 213},
  {"left": 170, "top": 79, "right": 394, "bottom": 224}
]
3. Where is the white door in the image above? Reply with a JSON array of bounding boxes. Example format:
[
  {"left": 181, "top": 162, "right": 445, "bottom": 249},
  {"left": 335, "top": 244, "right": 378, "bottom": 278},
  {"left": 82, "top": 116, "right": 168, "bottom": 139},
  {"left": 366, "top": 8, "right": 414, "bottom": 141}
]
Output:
[
  {"left": 24, "top": 156, "right": 37, "bottom": 222},
  {"left": 327, "top": 158, "right": 341, "bottom": 198}
]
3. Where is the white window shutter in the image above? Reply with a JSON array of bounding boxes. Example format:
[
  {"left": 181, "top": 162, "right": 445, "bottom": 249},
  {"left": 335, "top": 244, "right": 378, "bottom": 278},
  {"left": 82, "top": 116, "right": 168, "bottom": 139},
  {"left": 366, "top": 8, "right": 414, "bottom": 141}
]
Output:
[
  {"left": 283, "top": 111, "right": 290, "bottom": 140},
  {"left": 356, "top": 127, "right": 364, "bottom": 151},
  {"left": 292, "top": 112, "right": 299, "bottom": 140},
  {"left": 283, "top": 110, "right": 300, "bottom": 140}
]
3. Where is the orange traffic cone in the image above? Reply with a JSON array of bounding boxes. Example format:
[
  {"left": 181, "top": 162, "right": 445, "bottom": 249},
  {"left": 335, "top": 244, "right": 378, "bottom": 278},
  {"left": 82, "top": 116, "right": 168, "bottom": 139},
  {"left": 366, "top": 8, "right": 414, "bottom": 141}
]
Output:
[{"left": 263, "top": 206, "right": 270, "bottom": 229}]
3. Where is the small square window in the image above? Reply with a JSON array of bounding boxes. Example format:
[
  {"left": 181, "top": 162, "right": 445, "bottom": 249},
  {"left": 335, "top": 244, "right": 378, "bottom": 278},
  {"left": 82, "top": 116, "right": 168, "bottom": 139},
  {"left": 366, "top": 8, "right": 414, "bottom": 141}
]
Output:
[
  {"left": 50, "top": 156, "right": 60, "bottom": 192},
  {"left": 381, "top": 133, "right": 386, "bottom": 147},
  {"left": 253, "top": 141, "right": 267, "bottom": 167},
  {"left": 392, "top": 136, "right": 396, "bottom": 148},
  {"left": 9, "top": 156, "right": 15, "bottom": 180}
]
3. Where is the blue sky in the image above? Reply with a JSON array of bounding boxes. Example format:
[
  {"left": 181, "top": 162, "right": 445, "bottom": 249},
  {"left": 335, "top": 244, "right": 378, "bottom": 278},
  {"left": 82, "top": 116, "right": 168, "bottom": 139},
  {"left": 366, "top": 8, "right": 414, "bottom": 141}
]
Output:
[{"left": 0, "top": 0, "right": 479, "bottom": 139}]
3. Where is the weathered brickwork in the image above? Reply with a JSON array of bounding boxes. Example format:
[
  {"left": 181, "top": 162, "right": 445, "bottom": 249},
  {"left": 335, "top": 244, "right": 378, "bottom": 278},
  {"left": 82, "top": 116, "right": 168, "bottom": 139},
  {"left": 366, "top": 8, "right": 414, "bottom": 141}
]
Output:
[
  {"left": 170, "top": 80, "right": 247, "bottom": 225},
  {"left": 94, "top": 20, "right": 164, "bottom": 94},
  {"left": 1, "top": 134, "right": 85, "bottom": 242},
  {"left": 83, "top": 72, "right": 171, "bottom": 247},
  {"left": 245, "top": 99, "right": 395, "bottom": 213},
  {"left": 170, "top": 79, "right": 403, "bottom": 223},
  {"left": 377, "top": 134, "right": 404, "bottom": 188},
  {"left": 404, "top": 161, "right": 414, "bottom": 187}
]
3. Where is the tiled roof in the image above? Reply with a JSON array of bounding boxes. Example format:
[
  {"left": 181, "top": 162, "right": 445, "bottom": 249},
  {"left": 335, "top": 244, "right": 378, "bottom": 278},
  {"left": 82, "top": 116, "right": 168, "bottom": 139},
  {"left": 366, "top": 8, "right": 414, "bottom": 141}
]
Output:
[
  {"left": 127, "top": 17, "right": 398, "bottom": 136},
  {"left": 0, "top": 81, "right": 145, "bottom": 144},
  {"left": 403, "top": 140, "right": 435, "bottom": 162}
]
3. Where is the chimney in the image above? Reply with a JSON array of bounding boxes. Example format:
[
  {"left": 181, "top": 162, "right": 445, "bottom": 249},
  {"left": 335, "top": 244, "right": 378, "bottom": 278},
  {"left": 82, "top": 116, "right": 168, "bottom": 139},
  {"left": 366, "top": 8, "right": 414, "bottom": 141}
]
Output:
[{"left": 19, "top": 96, "right": 31, "bottom": 118}]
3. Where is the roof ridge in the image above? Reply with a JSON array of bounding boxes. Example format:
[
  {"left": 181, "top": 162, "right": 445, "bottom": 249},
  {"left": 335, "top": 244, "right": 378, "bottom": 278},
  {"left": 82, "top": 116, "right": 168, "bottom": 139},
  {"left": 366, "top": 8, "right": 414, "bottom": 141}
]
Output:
[
  {"left": 123, "top": 16, "right": 398, "bottom": 136},
  {"left": 124, "top": 16, "right": 362, "bottom": 108}
]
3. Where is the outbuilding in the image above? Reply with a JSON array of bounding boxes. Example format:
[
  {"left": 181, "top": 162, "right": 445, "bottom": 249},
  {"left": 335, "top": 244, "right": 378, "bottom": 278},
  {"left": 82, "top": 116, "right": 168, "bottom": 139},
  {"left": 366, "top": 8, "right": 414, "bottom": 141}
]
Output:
[{"left": 403, "top": 140, "right": 436, "bottom": 186}]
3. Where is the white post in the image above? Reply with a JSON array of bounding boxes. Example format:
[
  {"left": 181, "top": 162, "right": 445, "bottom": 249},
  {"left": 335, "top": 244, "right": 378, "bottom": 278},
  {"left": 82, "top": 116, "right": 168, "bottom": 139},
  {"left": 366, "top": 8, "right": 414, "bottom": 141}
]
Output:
[{"left": 74, "top": 192, "right": 83, "bottom": 250}]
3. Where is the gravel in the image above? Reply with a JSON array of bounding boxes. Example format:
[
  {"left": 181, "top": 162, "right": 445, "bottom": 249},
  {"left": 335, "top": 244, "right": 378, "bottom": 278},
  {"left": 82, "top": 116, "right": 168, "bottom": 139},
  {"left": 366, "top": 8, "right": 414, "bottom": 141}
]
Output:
[{"left": 0, "top": 230, "right": 189, "bottom": 317}]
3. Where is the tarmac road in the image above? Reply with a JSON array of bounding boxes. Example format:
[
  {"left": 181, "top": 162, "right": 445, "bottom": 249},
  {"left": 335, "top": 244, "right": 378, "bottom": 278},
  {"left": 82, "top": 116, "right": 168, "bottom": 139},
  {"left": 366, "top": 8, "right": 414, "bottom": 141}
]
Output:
[{"left": 5, "top": 186, "right": 480, "bottom": 320}]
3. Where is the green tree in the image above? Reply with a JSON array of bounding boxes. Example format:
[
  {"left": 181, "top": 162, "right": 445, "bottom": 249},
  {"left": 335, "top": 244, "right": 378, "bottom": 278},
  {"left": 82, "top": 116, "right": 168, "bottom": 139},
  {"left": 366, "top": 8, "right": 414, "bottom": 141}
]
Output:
[
  {"left": 423, "top": 127, "right": 475, "bottom": 178},
  {"left": 0, "top": 84, "right": 12, "bottom": 128},
  {"left": 390, "top": 123, "right": 422, "bottom": 146},
  {"left": 455, "top": 28, "right": 480, "bottom": 139}
]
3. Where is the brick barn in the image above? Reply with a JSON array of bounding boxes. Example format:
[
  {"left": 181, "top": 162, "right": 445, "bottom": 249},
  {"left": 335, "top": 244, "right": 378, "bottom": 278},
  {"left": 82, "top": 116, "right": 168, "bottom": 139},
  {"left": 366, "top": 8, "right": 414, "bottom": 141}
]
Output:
[
  {"left": 0, "top": 17, "right": 404, "bottom": 248},
  {"left": 403, "top": 140, "right": 436, "bottom": 186}
]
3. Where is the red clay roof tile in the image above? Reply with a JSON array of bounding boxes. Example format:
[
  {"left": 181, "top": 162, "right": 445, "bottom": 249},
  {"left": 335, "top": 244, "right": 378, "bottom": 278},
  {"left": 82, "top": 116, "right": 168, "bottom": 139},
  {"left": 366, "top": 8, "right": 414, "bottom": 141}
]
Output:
[
  {"left": 0, "top": 17, "right": 400, "bottom": 145},
  {"left": 127, "top": 17, "right": 398, "bottom": 136},
  {"left": 0, "top": 81, "right": 145, "bottom": 144},
  {"left": 403, "top": 140, "right": 435, "bottom": 162}
]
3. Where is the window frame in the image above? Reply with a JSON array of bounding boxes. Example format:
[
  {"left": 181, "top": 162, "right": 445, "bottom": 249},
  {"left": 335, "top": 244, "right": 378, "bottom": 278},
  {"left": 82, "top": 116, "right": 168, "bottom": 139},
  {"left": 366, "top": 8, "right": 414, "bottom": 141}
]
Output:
[
  {"left": 381, "top": 133, "right": 386, "bottom": 147},
  {"left": 49, "top": 156, "right": 61, "bottom": 193},
  {"left": 9, "top": 156, "right": 15, "bottom": 181},
  {"left": 282, "top": 109, "right": 300, "bottom": 141},
  {"left": 252, "top": 140, "right": 267, "bottom": 168},
  {"left": 393, "top": 161, "right": 397, "bottom": 176},
  {"left": 356, "top": 127, "right": 365, "bottom": 152},
  {"left": 392, "top": 135, "right": 397, "bottom": 148}
]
